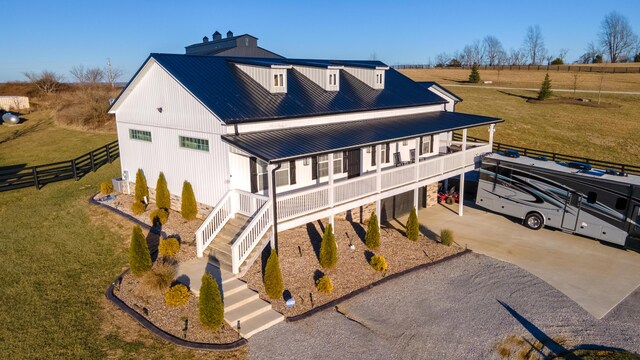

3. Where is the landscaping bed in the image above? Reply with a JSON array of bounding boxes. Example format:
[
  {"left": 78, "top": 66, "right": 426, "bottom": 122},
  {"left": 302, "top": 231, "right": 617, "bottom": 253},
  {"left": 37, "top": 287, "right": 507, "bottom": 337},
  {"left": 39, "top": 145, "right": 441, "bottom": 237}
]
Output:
[{"left": 241, "top": 219, "right": 463, "bottom": 317}]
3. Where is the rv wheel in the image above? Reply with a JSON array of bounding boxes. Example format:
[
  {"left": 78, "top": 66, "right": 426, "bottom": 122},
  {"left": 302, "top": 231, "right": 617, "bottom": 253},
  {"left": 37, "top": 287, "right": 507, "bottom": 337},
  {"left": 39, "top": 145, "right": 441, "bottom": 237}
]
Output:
[{"left": 524, "top": 213, "right": 543, "bottom": 230}]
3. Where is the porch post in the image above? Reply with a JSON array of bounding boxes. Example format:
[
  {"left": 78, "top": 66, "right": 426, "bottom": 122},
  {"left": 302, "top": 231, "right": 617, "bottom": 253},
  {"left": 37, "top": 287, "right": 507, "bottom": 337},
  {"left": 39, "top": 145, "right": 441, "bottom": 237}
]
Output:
[
  {"left": 375, "top": 144, "right": 382, "bottom": 229},
  {"left": 488, "top": 124, "right": 496, "bottom": 150},
  {"left": 268, "top": 163, "right": 276, "bottom": 247},
  {"left": 328, "top": 153, "right": 335, "bottom": 233},
  {"left": 413, "top": 138, "right": 420, "bottom": 209},
  {"left": 459, "top": 129, "right": 467, "bottom": 216}
]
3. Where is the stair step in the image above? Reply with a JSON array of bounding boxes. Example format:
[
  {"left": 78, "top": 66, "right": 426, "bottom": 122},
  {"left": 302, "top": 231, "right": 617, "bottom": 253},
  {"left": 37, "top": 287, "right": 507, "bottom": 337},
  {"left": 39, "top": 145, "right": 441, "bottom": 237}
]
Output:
[
  {"left": 211, "top": 248, "right": 232, "bottom": 263},
  {"left": 207, "top": 257, "right": 233, "bottom": 280},
  {"left": 224, "top": 288, "right": 259, "bottom": 311},
  {"left": 238, "top": 310, "right": 284, "bottom": 338},
  {"left": 224, "top": 298, "right": 271, "bottom": 324},
  {"left": 222, "top": 278, "right": 247, "bottom": 297}
]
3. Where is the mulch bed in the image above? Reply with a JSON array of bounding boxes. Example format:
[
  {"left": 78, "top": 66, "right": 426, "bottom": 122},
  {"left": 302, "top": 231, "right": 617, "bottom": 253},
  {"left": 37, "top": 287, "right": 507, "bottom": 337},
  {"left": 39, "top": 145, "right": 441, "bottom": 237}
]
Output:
[
  {"left": 526, "top": 98, "right": 620, "bottom": 108},
  {"left": 241, "top": 219, "right": 463, "bottom": 317}
]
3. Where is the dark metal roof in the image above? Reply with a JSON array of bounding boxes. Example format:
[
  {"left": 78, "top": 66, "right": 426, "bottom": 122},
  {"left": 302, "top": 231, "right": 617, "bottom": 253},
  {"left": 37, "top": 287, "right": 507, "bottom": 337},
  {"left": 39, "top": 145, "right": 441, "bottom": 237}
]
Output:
[
  {"left": 145, "top": 53, "right": 447, "bottom": 124},
  {"left": 418, "top": 82, "right": 463, "bottom": 102},
  {"left": 221, "top": 111, "right": 502, "bottom": 162}
]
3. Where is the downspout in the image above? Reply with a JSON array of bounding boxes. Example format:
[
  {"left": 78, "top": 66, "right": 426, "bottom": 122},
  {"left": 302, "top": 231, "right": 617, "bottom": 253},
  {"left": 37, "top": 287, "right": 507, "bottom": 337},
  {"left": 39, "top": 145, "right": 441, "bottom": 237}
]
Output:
[{"left": 270, "top": 162, "right": 282, "bottom": 253}]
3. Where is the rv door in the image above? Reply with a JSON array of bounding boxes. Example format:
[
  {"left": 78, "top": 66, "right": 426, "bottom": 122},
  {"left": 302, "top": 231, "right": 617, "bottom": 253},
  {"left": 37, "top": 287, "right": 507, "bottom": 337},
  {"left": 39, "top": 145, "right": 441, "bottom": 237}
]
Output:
[{"left": 561, "top": 191, "right": 582, "bottom": 231}]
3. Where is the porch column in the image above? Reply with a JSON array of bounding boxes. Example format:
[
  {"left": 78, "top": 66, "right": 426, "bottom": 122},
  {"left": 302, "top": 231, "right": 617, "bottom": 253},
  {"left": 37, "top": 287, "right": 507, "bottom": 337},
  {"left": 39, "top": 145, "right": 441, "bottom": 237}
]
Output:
[
  {"left": 413, "top": 138, "right": 420, "bottom": 209},
  {"left": 459, "top": 129, "right": 467, "bottom": 217},
  {"left": 375, "top": 144, "right": 382, "bottom": 229},
  {"left": 268, "top": 163, "right": 277, "bottom": 247},
  {"left": 488, "top": 124, "right": 496, "bottom": 150},
  {"left": 328, "top": 153, "right": 335, "bottom": 233}
]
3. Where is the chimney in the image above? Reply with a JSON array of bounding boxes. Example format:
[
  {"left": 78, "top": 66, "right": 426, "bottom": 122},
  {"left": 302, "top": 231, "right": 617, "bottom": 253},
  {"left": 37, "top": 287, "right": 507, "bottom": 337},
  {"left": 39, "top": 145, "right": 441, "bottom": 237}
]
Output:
[
  {"left": 213, "top": 31, "right": 222, "bottom": 41},
  {"left": 202, "top": 36, "right": 209, "bottom": 43},
  {"left": 227, "top": 30, "right": 233, "bottom": 38}
]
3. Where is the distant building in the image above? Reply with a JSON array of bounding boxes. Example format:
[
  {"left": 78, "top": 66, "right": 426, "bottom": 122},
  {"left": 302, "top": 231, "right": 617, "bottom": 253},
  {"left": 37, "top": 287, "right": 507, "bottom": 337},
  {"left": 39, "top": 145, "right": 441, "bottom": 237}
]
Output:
[{"left": 185, "top": 30, "right": 283, "bottom": 58}]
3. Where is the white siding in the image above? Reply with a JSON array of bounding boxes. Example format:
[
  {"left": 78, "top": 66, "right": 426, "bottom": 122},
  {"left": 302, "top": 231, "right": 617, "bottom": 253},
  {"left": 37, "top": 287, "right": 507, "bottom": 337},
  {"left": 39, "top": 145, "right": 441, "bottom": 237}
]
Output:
[
  {"left": 293, "top": 65, "right": 340, "bottom": 91},
  {"left": 114, "top": 62, "right": 230, "bottom": 206},
  {"left": 343, "top": 66, "right": 385, "bottom": 89},
  {"left": 235, "top": 64, "right": 288, "bottom": 93}
]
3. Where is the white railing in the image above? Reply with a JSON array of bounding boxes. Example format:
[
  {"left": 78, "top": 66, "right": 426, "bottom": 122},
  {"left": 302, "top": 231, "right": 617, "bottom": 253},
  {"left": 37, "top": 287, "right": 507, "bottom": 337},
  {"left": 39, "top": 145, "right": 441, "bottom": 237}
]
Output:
[
  {"left": 236, "top": 189, "right": 268, "bottom": 216},
  {"left": 334, "top": 173, "right": 377, "bottom": 204},
  {"left": 381, "top": 164, "right": 415, "bottom": 189},
  {"left": 230, "top": 199, "right": 272, "bottom": 273},
  {"left": 419, "top": 156, "right": 442, "bottom": 179},
  {"left": 277, "top": 187, "right": 329, "bottom": 221},
  {"left": 196, "top": 191, "right": 233, "bottom": 257}
]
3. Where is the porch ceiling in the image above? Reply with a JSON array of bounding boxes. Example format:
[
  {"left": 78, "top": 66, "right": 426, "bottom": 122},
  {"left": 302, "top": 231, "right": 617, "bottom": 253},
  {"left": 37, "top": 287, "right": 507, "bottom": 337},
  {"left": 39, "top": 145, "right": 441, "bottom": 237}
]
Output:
[{"left": 221, "top": 111, "right": 502, "bottom": 162}]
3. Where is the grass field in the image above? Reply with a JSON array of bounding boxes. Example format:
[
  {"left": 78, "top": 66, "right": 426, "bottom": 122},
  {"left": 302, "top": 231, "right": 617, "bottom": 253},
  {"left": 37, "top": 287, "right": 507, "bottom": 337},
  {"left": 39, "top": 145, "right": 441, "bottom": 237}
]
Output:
[
  {"left": 0, "top": 110, "right": 116, "bottom": 166},
  {"left": 401, "top": 68, "right": 640, "bottom": 92}
]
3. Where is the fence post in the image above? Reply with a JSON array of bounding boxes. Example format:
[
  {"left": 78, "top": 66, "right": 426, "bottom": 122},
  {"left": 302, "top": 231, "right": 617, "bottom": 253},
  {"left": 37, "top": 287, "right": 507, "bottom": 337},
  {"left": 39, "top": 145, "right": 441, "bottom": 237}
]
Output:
[
  {"left": 90, "top": 151, "right": 96, "bottom": 172},
  {"left": 32, "top": 167, "right": 39, "bottom": 189},
  {"left": 72, "top": 159, "right": 78, "bottom": 181},
  {"left": 552, "top": 153, "right": 557, "bottom": 161},
  {"left": 106, "top": 144, "right": 112, "bottom": 163}
]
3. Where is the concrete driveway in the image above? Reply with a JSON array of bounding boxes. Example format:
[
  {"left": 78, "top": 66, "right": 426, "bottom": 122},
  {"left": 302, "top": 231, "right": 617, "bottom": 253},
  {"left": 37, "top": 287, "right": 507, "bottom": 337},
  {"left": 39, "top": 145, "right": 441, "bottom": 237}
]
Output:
[{"left": 406, "top": 202, "right": 640, "bottom": 318}]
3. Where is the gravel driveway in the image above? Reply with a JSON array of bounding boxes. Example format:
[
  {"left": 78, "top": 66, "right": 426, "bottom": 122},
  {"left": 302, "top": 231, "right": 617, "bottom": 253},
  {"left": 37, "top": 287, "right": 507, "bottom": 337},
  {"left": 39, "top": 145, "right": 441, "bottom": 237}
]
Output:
[{"left": 249, "top": 253, "right": 640, "bottom": 359}]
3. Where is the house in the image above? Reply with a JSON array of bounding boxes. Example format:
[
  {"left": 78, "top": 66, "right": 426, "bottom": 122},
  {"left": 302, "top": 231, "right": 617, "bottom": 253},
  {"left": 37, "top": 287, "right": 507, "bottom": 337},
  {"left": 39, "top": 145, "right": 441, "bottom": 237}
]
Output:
[
  {"left": 108, "top": 53, "right": 501, "bottom": 277},
  {"left": 185, "top": 30, "right": 283, "bottom": 58}
]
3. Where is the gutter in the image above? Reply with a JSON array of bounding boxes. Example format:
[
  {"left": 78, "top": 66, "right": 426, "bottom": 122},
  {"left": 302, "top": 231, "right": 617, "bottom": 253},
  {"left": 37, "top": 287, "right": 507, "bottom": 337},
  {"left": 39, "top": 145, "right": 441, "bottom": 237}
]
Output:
[{"left": 270, "top": 162, "right": 282, "bottom": 252}]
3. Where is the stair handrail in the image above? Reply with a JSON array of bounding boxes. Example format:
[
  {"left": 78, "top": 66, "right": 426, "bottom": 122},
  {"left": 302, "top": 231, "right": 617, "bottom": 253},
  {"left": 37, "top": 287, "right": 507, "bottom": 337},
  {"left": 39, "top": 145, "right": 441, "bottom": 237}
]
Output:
[
  {"left": 196, "top": 191, "right": 234, "bottom": 257},
  {"left": 230, "top": 199, "right": 273, "bottom": 273}
]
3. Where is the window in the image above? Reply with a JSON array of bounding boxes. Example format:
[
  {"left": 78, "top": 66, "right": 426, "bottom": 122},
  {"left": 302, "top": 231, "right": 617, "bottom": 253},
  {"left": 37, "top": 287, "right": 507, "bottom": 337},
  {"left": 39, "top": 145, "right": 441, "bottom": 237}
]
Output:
[
  {"left": 244, "top": 38, "right": 249, "bottom": 46},
  {"left": 279, "top": 74, "right": 283, "bottom": 86},
  {"left": 274, "top": 74, "right": 279, "bottom": 87},
  {"left": 329, "top": 73, "right": 337, "bottom": 86},
  {"left": 587, "top": 192, "right": 597, "bottom": 204},
  {"left": 129, "top": 129, "right": 151, "bottom": 142},
  {"left": 381, "top": 144, "right": 388, "bottom": 163},
  {"left": 318, "top": 154, "right": 329, "bottom": 178},
  {"left": 256, "top": 160, "right": 268, "bottom": 191},
  {"left": 179, "top": 136, "right": 209, "bottom": 151},
  {"left": 615, "top": 197, "right": 628, "bottom": 211},
  {"left": 275, "top": 162, "right": 290, "bottom": 187},
  {"left": 421, "top": 136, "right": 433, "bottom": 154},
  {"left": 366, "top": 146, "right": 371, "bottom": 154},
  {"left": 333, "top": 152, "right": 343, "bottom": 174},
  {"left": 274, "top": 73, "right": 284, "bottom": 88}
]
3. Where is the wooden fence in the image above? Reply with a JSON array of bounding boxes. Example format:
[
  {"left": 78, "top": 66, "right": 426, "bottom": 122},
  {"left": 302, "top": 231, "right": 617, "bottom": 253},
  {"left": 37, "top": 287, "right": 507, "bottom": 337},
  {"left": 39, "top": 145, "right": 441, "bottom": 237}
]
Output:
[
  {"left": 0, "top": 140, "right": 119, "bottom": 192},
  {"left": 452, "top": 133, "right": 640, "bottom": 175},
  {"left": 393, "top": 64, "right": 640, "bottom": 73}
]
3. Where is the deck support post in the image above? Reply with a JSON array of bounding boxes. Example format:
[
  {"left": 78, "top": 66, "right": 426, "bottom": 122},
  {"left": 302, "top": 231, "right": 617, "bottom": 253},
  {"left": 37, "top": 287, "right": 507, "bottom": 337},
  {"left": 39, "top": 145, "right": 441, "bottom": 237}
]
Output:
[
  {"left": 459, "top": 129, "right": 467, "bottom": 217},
  {"left": 488, "top": 124, "right": 496, "bottom": 151},
  {"left": 268, "top": 163, "right": 277, "bottom": 248},
  {"left": 328, "top": 153, "right": 335, "bottom": 233},
  {"left": 414, "top": 138, "right": 420, "bottom": 210},
  {"left": 375, "top": 144, "right": 382, "bottom": 229}
]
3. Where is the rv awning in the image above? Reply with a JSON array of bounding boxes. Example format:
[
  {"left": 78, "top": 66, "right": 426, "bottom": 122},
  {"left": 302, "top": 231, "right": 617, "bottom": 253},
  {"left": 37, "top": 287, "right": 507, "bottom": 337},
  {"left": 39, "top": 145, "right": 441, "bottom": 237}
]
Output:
[{"left": 221, "top": 111, "right": 502, "bottom": 162}]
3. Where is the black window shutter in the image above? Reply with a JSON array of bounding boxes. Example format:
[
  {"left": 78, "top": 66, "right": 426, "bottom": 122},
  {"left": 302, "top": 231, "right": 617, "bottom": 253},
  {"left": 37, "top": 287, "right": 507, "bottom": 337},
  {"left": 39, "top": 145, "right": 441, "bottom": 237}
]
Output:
[
  {"left": 371, "top": 146, "right": 376, "bottom": 166},
  {"left": 312, "top": 156, "right": 318, "bottom": 180},
  {"left": 249, "top": 157, "right": 258, "bottom": 193},
  {"left": 289, "top": 160, "right": 296, "bottom": 185},
  {"left": 419, "top": 137, "right": 423, "bottom": 155},
  {"left": 342, "top": 151, "right": 348, "bottom": 173},
  {"left": 385, "top": 144, "right": 390, "bottom": 163}
]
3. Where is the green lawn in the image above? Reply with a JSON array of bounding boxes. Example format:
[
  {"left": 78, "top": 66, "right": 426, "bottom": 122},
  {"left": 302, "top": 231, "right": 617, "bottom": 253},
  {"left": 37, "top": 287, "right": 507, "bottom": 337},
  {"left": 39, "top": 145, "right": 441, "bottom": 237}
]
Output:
[{"left": 0, "top": 110, "right": 116, "bottom": 166}]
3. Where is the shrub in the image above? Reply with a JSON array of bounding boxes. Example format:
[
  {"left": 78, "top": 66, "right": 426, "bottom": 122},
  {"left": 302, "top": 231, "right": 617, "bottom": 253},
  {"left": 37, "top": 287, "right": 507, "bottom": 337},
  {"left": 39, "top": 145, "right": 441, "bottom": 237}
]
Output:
[
  {"left": 134, "top": 169, "right": 149, "bottom": 204},
  {"left": 165, "top": 283, "right": 190, "bottom": 307},
  {"left": 634, "top": 53, "right": 640, "bottom": 63},
  {"left": 129, "top": 225, "right": 152, "bottom": 276},
  {"left": 100, "top": 181, "right": 113, "bottom": 194},
  {"left": 181, "top": 181, "right": 198, "bottom": 221},
  {"left": 369, "top": 254, "right": 388, "bottom": 272},
  {"left": 155, "top": 172, "right": 171, "bottom": 210},
  {"left": 131, "top": 201, "right": 146, "bottom": 215},
  {"left": 319, "top": 224, "right": 338, "bottom": 269},
  {"left": 315, "top": 275, "right": 333, "bottom": 295},
  {"left": 139, "top": 257, "right": 177, "bottom": 295},
  {"left": 440, "top": 229, "right": 454, "bottom": 246},
  {"left": 406, "top": 207, "right": 420, "bottom": 241},
  {"left": 550, "top": 57, "right": 564, "bottom": 65},
  {"left": 468, "top": 64, "right": 481, "bottom": 83},
  {"left": 364, "top": 212, "right": 380, "bottom": 250},
  {"left": 150, "top": 208, "right": 169, "bottom": 226},
  {"left": 199, "top": 273, "right": 224, "bottom": 330},
  {"left": 159, "top": 237, "right": 180, "bottom": 257},
  {"left": 537, "top": 73, "right": 553, "bottom": 100},
  {"left": 263, "top": 249, "right": 284, "bottom": 299}
]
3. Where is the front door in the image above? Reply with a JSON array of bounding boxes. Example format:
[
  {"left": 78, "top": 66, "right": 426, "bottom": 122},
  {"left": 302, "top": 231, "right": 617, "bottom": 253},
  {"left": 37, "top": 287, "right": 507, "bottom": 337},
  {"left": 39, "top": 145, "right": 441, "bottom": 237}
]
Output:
[
  {"left": 561, "top": 191, "right": 581, "bottom": 231},
  {"left": 347, "top": 149, "right": 360, "bottom": 179}
]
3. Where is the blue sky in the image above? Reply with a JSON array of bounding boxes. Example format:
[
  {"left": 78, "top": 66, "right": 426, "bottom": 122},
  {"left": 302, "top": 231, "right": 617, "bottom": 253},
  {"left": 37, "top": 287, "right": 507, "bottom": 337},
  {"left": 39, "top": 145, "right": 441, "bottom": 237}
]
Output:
[{"left": 2, "top": 0, "right": 639, "bottom": 82}]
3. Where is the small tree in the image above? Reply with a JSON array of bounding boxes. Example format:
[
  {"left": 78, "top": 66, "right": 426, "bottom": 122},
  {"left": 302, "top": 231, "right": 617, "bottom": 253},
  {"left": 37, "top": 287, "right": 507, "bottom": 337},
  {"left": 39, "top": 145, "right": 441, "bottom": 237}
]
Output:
[
  {"left": 23, "top": 70, "right": 64, "bottom": 94},
  {"left": 468, "top": 64, "right": 481, "bottom": 83},
  {"left": 537, "top": 73, "right": 553, "bottom": 100},
  {"left": 319, "top": 224, "right": 338, "bottom": 269},
  {"left": 181, "top": 181, "right": 198, "bottom": 221},
  {"left": 634, "top": 53, "right": 640, "bottom": 63},
  {"left": 263, "top": 249, "right": 284, "bottom": 299},
  {"left": 199, "top": 273, "right": 224, "bottom": 330},
  {"left": 364, "top": 212, "right": 380, "bottom": 250},
  {"left": 134, "top": 169, "right": 149, "bottom": 204},
  {"left": 406, "top": 208, "right": 420, "bottom": 241},
  {"left": 155, "top": 172, "right": 171, "bottom": 210},
  {"left": 550, "top": 58, "right": 564, "bottom": 65},
  {"left": 129, "top": 225, "right": 152, "bottom": 276}
]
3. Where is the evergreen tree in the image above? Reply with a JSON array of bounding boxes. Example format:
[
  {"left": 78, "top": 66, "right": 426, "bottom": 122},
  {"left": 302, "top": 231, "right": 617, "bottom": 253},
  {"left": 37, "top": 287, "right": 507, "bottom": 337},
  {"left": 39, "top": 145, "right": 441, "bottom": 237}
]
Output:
[
  {"left": 319, "top": 224, "right": 338, "bottom": 269},
  {"left": 134, "top": 169, "right": 149, "bottom": 204},
  {"left": 365, "top": 212, "right": 380, "bottom": 250},
  {"left": 406, "top": 207, "right": 420, "bottom": 241},
  {"left": 199, "top": 273, "right": 224, "bottom": 330},
  {"left": 263, "top": 249, "right": 284, "bottom": 299},
  {"left": 468, "top": 64, "right": 481, "bottom": 83},
  {"left": 181, "top": 181, "right": 198, "bottom": 221},
  {"left": 129, "top": 225, "right": 152, "bottom": 276},
  {"left": 538, "top": 73, "right": 553, "bottom": 100},
  {"left": 155, "top": 172, "right": 171, "bottom": 210}
]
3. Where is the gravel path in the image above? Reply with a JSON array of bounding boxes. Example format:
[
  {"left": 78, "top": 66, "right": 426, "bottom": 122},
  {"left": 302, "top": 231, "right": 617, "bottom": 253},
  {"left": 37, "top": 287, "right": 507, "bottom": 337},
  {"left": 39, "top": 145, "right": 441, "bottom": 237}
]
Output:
[{"left": 249, "top": 252, "right": 640, "bottom": 359}]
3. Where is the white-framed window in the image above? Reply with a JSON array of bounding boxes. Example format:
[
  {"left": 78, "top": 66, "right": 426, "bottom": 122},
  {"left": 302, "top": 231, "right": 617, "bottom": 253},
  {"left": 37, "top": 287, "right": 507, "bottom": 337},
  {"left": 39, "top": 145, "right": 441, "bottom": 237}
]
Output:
[
  {"left": 129, "top": 129, "right": 152, "bottom": 142},
  {"left": 421, "top": 135, "right": 433, "bottom": 154},
  {"left": 274, "top": 74, "right": 279, "bottom": 87},
  {"left": 274, "top": 73, "right": 284, "bottom": 88},
  {"left": 179, "top": 136, "right": 209, "bottom": 151},
  {"left": 318, "top": 154, "right": 329, "bottom": 178},
  {"left": 333, "top": 152, "right": 343, "bottom": 174},
  {"left": 275, "top": 162, "right": 290, "bottom": 187},
  {"left": 381, "top": 144, "right": 388, "bottom": 163},
  {"left": 257, "top": 160, "right": 268, "bottom": 191},
  {"left": 329, "top": 73, "right": 337, "bottom": 86}
]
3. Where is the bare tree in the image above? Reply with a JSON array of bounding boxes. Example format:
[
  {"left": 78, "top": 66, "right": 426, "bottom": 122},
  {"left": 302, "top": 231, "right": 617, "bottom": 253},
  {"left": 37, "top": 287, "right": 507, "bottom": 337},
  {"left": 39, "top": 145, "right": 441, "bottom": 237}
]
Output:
[
  {"left": 85, "top": 67, "right": 105, "bottom": 84},
  {"left": 507, "top": 48, "right": 525, "bottom": 65},
  {"left": 434, "top": 52, "right": 451, "bottom": 68},
  {"left": 461, "top": 40, "right": 485, "bottom": 66},
  {"left": 558, "top": 48, "right": 569, "bottom": 62},
  {"left": 578, "top": 42, "right": 601, "bottom": 64},
  {"left": 599, "top": 12, "right": 638, "bottom": 63},
  {"left": 105, "top": 58, "right": 124, "bottom": 88},
  {"left": 523, "top": 25, "right": 547, "bottom": 65},
  {"left": 483, "top": 36, "right": 504, "bottom": 66},
  {"left": 23, "top": 70, "right": 64, "bottom": 94},
  {"left": 70, "top": 65, "right": 86, "bottom": 84}
]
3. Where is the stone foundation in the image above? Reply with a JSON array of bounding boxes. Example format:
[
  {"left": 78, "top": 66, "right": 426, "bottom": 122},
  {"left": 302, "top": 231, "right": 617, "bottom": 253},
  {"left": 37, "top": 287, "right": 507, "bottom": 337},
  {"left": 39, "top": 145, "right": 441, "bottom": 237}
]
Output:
[{"left": 426, "top": 182, "right": 438, "bottom": 208}]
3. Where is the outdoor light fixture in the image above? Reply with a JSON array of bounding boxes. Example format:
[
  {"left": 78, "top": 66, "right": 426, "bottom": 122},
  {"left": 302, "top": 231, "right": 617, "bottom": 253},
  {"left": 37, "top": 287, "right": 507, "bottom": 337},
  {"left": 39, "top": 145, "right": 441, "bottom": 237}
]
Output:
[
  {"left": 303, "top": 158, "right": 309, "bottom": 166},
  {"left": 157, "top": 107, "right": 163, "bottom": 113}
]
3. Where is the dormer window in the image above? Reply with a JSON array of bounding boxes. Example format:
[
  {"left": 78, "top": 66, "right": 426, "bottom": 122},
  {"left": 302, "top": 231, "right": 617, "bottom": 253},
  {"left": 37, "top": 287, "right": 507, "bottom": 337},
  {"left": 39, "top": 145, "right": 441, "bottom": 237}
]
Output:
[
  {"left": 274, "top": 73, "right": 284, "bottom": 88},
  {"left": 329, "top": 74, "right": 336, "bottom": 86}
]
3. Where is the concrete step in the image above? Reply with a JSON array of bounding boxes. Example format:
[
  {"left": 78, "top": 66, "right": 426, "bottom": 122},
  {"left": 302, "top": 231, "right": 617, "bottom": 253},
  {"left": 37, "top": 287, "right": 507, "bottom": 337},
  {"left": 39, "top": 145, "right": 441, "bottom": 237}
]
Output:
[
  {"left": 211, "top": 248, "right": 233, "bottom": 264},
  {"left": 222, "top": 278, "right": 247, "bottom": 297},
  {"left": 207, "top": 257, "right": 233, "bottom": 279},
  {"left": 224, "top": 298, "right": 271, "bottom": 324},
  {"left": 239, "top": 310, "right": 284, "bottom": 339},
  {"left": 223, "top": 288, "right": 259, "bottom": 311}
]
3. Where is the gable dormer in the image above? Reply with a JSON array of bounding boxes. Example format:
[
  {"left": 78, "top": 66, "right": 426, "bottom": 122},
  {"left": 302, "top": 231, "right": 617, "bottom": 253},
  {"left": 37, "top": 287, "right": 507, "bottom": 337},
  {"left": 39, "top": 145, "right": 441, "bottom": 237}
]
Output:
[
  {"left": 291, "top": 65, "right": 342, "bottom": 91},
  {"left": 343, "top": 65, "right": 389, "bottom": 90},
  {"left": 234, "top": 62, "right": 291, "bottom": 94}
]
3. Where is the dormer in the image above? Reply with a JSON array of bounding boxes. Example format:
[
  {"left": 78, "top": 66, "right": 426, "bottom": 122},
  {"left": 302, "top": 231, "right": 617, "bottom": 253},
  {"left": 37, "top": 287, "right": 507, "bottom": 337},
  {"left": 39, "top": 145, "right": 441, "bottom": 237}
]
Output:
[
  {"left": 291, "top": 65, "right": 342, "bottom": 91},
  {"left": 233, "top": 61, "right": 291, "bottom": 94},
  {"left": 343, "top": 65, "right": 389, "bottom": 90}
]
